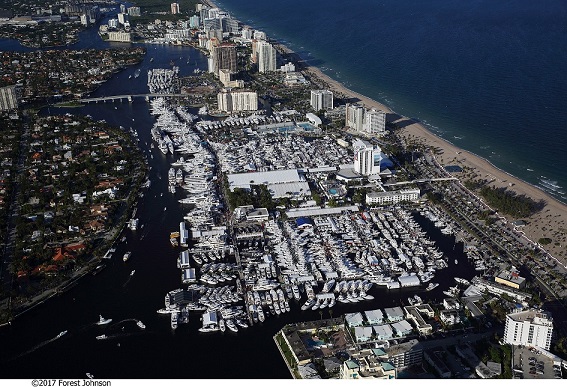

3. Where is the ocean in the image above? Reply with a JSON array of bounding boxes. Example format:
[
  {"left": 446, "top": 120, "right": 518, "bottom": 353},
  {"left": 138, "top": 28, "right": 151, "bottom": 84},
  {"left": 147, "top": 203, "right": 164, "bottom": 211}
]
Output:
[
  {"left": 216, "top": 0, "right": 567, "bottom": 203},
  {"left": 0, "top": 0, "right": 565, "bottom": 378}
]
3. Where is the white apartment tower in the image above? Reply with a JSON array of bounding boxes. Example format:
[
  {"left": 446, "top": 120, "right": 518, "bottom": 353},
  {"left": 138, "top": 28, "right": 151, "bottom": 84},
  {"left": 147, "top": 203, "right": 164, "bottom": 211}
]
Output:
[
  {"left": 218, "top": 90, "right": 258, "bottom": 112},
  {"left": 504, "top": 310, "right": 553, "bottom": 350},
  {"left": 310, "top": 90, "right": 333, "bottom": 111},
  {"left": 171, "top": 3, "right": 180, "bottom": 15},
  {"left": 353, "top": 139, "right": 382, "bottom": 176},
  {"left": 346, "top": 103, "right": 365, "bottom": 132},
  {"left": 257, "top": 41, "right": 277, "bottom": 73},
  {"left": 364, "top": 109, "right": 387, "bottom": 136}
]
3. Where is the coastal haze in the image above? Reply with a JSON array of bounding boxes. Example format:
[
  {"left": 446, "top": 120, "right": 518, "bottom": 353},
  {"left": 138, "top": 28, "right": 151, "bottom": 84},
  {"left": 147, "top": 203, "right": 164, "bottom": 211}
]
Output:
[{"left": 217, "top": 0, "right": 567, "bottom": 203}]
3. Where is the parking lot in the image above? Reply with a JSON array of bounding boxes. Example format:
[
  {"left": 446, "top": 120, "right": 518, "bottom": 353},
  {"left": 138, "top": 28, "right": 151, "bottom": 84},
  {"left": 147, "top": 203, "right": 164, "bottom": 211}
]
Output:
[{"left": 512, "top": 346, "right": 563, "bottom": 379}]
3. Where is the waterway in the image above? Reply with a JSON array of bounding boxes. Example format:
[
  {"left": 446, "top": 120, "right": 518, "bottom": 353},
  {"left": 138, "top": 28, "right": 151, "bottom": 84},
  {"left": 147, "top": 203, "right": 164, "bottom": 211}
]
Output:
[{"left": 0, "top": 9, "right": 479, "bottom": 379}]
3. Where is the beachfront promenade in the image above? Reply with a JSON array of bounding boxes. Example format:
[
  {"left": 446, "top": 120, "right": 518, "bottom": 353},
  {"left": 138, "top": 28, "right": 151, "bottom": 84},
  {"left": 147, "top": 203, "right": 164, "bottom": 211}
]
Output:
[{"left": 78, "top": 93, "right": 188, "bottom": 103}]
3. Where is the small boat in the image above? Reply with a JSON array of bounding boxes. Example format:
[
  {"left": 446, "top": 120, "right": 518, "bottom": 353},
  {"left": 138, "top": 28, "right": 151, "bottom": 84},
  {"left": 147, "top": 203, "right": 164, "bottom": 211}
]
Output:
[
  {"left": 86, "top": 373, "right": 94, "bottom": 379},
  {"left": 56, "top": 330, "right": 67, "bottom": 338},
  {"left": 123, "top": 252, "right": 131, "bottom": 262},
  {"left": 426, "top": 282, "right": 439, "bottom": 291},
  {"left": 96, "top": 315, "right": 112, "bottom": 325},
  {"left": 96, "top": 334, "right": 107, "bottom": 340},
  {"left": 137, "top": 320, "right": 146, "bottom": 329},
  {"left": 454, "top": 259, "right": 458, "bottom": 265},
  {"left": 219, "top": 319, "right": 226, "bottom": 332},
  {"left": 130, "top": 270, "right": 136, "bottom": 276}
]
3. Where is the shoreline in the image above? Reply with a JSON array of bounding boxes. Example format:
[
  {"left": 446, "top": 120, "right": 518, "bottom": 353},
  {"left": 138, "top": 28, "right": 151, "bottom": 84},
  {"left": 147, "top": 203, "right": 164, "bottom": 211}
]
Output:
[{"left": 207, "top": 0, "right": 566, "bottom": 264}]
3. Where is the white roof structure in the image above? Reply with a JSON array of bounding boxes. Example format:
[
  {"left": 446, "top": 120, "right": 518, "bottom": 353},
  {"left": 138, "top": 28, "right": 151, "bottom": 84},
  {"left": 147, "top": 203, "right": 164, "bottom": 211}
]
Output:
[
  {"left": 228, "top": 169, "right": 303, "bottom": 189},
  {"left": 202, "top": 311, "right": 218, "bottom": 326},
  {"left": 285, "top": 205, "right": 359, "bottom": 219},
  {"left": 345, "top": 312, "right": 364, "bottom": 327},
  {"left": 227, "top": 169, "right": 312, "bottom": 199},
  {"left": 373, "top": 324, "right": 394, "bottom": 340},
  {"left": 384, "top": 307, "right": 404, "bottom": 322},
  {"left": 391, "top": 320, "right": 413, "bottom": 336},
  {"left": 364, "top": 309, "right": 384, "bottom": 324},
  {"left": 354, "top": 326, "right": 373, "bottom": 342}
]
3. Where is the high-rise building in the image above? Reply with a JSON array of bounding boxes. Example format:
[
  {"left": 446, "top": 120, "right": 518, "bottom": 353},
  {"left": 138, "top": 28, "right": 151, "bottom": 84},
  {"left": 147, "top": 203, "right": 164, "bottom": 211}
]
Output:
[
  {"left": 117, "top": 12, "right": 128, "bottom": 25},
  {"left": 241, "top": 27, "right": 252, "bottom": 40},
  {"left": 310, "top": 90, "right": 333, "bottom": 111},
  {"left": 189, "top": 15, "right": 200, "bottom": 28},
  {"left": 120, "top": 4, "right": 127, "bottom": 14},
  {"left": 364, "top": 109, "right": 386, "bottom": 136},
  {"left": 127, "top": 7, "right": 141, "bottom": 17},
  {"left": 504, "top": 310, "right": 553, "bottom": 350},
  {"left": 253, "top": 30, "right": 266, "bottom": 40},
  {"left": 257, "top": 41, "right": 276, "bottom": 73},
  {"left": 218, "top": 90, "right": 258, "bottom": 112},
  {"left": 171, "top": 3, "right": 180, "bottom": 15},
  {"left": 353, "top": 139, "right": 382, "bottom": 176},
  {"left": 346, "top": 103, "right": 365, "bottom": 132},
  {"left": 0, "top": 85, "right": 18, "bottom": 111},
  {"left": 209, "top": 44, "right": 237, "bottom": 76}
]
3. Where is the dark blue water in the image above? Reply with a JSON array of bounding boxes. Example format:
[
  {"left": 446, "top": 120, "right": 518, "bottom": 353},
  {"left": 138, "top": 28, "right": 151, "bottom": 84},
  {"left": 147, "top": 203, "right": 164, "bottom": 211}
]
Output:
[
  {"left": 0, "top": 1, "right": 550, "bottom": 378},
  {"left": 217, "top": 0, "right": 567, "bottom": 203}
]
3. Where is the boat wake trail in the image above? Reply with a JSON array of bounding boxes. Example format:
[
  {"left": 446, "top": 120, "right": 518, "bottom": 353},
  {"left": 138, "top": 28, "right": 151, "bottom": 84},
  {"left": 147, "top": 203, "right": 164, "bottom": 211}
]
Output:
[{"left": 9, "top": 330, "right": 67, "bottom": 361}]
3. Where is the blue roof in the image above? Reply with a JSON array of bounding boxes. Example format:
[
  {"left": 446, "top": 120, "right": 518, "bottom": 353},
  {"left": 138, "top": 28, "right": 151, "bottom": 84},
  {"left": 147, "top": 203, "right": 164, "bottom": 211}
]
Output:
[{"left": 296, "top": 217, "right": 313, "bottom": 227}]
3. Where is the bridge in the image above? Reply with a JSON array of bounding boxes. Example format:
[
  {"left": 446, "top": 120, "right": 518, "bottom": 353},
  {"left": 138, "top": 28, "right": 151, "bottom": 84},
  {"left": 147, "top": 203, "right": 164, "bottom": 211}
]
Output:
[
  {"left": 382, "top": 177, "right": 458, "bottom": 187},
  {"left": 78, "top": 93, "right": 189, "bottom": 103}
]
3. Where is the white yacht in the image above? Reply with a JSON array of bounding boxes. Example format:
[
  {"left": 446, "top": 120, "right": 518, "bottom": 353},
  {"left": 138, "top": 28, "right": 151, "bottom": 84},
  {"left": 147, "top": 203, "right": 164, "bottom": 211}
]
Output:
[{"left": 96, "top": 315, "right": 112, "bottom": 325}]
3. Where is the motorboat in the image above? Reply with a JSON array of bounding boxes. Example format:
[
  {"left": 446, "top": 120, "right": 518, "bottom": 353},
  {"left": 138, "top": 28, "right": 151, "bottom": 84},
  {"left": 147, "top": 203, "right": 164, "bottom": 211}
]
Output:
[
  {"left": 426, "top": 282, "right": 439, "bottom": 291},
  {"left": 219, "top": 319, "right": 226, "bottom": 332},
  {"left": 56, "top": 330, "right": 67, "bottom": 338},
  {"left": 137, "top": 320, "right": 146, "bottom": 329},
  {"left": 123, "top": 252, "right": 131, "bottom": 262},
  {"left": 96, "top": 315, "right": 112, "bottom": 325},
  {"left": 96, "top": 334, "right": 107, "bottom": 340}
]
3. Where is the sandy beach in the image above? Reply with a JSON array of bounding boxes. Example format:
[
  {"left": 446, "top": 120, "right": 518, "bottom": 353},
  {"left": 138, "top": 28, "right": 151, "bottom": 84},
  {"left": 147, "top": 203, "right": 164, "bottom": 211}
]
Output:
[
  {"left": 297, "top": 55, "right": 567, "bottom": 265},
  {"left": 204, "top": 0, "right": 566, "bottom": 266}
]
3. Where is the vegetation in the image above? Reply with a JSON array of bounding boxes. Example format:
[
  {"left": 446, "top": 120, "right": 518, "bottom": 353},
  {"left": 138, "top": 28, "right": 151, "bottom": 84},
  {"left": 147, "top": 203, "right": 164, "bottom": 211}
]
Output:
[
  {"left": 538, "top": 237, "right": 552, "bottom": 245},
  {"left": 479, "top": 186, "right": 544, "bottom": 218}
]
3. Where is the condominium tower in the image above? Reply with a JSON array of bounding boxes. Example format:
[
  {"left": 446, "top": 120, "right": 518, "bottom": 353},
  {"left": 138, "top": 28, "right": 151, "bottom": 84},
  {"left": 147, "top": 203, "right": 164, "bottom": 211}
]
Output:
[{"left": 310, "top": 90, "right": 333, "bottom": 111}]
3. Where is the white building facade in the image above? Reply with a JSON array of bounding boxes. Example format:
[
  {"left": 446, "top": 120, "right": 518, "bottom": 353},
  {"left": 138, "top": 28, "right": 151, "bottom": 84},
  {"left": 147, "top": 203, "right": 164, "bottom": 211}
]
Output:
[
  {"left": 310, "top": 90, "right": 333, "bottom": 111},
  {"left": 504, "top": 310, "right": 553, "bottom": 350},
  {"left": 346, "top": 103, "right": 365, "bottom": 132},
  {"left": 217, "top": 90, "right": 258, "bottom": 112},
  {"left": 353, "top": 139, "right": 381, "bottom": 176},
  {"left": 257, "top": 41, "right": 276, "bottom": 73},
  {"left": 364, "top": 109, "right": 386, "bottom": 136}
]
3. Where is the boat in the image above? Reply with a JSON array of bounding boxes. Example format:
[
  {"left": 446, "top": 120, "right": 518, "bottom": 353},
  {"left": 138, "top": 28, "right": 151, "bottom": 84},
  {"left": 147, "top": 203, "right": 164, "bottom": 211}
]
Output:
[
  {"left": 171, "top": 312, "right": 178, "bottom": 330},
  {"left": 454, "top": 259, "right": 458, "bottom": 265},
  {"left": 123, "top": 252, "right": 131, "bottom": 262},
  {"left": 134, "top": 68, "right": 141, "bottom": 78},
  {"left": 137, "top": 320, "right": 146, "bottom": 329},
  {"left": 426, "top": 282, "right": 439, "bottom": 291},
  {"left": 219, "top": 319, "right": 226, "bottom": 332},
  {"left": 130, "top": 270, "right": 136, "bottom": 276},
  {"left": 96, "top": 315, "right": 112, "bottom": 325},
  {"left": 96, "top": 334, "right": 107, "bottom": 340},
  {"left": 454, "top": 277, "right": 470, "bottom": 286},
  {"left": 86, "top": 373, "right": 94, "bottom": 379},
  {"left": 226, "top": 319, "right": 238, "bottom": 333},
  {"left": 56, "top": 330, "right": 67, "bottom": 338}
]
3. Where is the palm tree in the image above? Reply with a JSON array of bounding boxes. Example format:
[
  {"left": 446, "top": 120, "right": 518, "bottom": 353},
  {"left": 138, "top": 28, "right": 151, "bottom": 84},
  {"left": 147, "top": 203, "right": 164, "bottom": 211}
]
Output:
[{"left": 319, "top": 310, "right": 323, "bottom": 321}]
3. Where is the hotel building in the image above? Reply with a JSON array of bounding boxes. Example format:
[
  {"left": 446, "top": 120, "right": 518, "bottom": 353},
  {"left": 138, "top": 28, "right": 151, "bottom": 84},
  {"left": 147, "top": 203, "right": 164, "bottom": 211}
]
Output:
[{"left": 503, "top": 310, "right": 553, "bottom": 350}]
